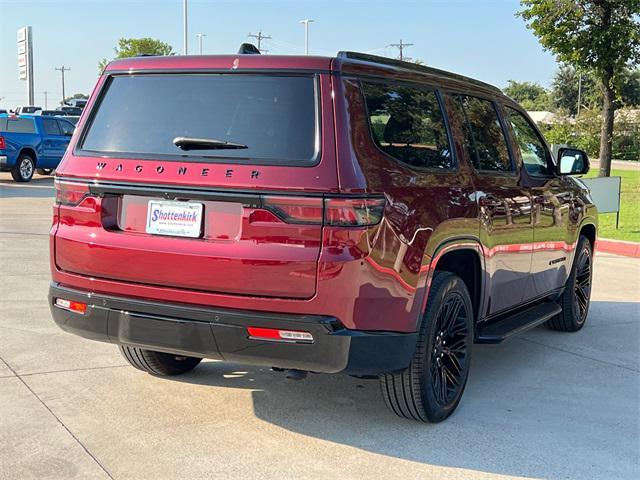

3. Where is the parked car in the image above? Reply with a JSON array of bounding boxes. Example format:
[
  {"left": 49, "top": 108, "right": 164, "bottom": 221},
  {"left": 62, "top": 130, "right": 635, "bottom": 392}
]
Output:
[
  {"left": 0, "top": 114, "right": 75, "bottom": 181},
  {"left": 35, "top": 110, "right": 69, "bottom": 116},
  {"left": 63, "top": 116, "right": 80, "bottom": 125},
  {"left": 65, "top": 98, "right": 87, "bottom": 109},
  {"left": 56, "top": 106, "right": 82, "bottom": 116},
  {"left": 48, "top": 51, "right": 597, "bottom": 423},
  {"left": 15, "top": 106, "right": 41, "bottom": 114}
]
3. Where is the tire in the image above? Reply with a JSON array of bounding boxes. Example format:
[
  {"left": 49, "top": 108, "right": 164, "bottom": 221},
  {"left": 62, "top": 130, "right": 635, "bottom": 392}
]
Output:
[
  {"left": 380, "top": 272, "right": 474, "bottom": 423},
  {"left": 119, "top": 345, "right": 202, "bottom": 376},
  {"left": 11, "top": 154, "right": 35, "bottom": 182},
  {"left": 546, "top": 235, "right": 593, "bottom": 332},
  {"left": 36, "top": 168, "right": 53, "bottom": 175}
]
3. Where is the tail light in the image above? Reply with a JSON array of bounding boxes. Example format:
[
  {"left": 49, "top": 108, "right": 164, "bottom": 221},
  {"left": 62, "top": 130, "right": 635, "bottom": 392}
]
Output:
[
  {"left": 55, "top": 180, "right": 90, "bottom": 206},
  {"left": 261, "top": 196, "right": 385, "bottom": 227},
  {"left": 0, "top": 136, "right": 5, "bottom": 150}
]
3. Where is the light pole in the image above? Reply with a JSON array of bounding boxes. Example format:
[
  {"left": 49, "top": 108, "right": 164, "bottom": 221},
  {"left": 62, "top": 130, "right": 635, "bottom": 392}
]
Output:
[
  {"left": 299, "top": 19, "right": 314, "bottom": 55},
  {"left": 183, "top": 0, "right": 188, "bottom": 54},
  {"left": 195, "top": 33, "right": 206, "bottom": 54},
  {"left": 42, "top": 91, "right": 49, "bottom": 109}
]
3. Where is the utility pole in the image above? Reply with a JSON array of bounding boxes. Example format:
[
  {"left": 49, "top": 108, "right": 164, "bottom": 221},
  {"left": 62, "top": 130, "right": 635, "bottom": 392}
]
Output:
[
  {"left": 42, "top": 91, "right": 49, "bottom": 109},
  {"left": 299, "top": 19, "right": 314, "bottom": 55},
  {"left": 55, "top": 66, "right": 70, "bottom": 105},
  {"left": 248, "top": 31, "right": 271, "bottom": 53},
  {"left": 389, "top": 39, "right": 413, "bottom": 62},
  {"left": 183, "top": 0, "right": 188, "bottom": 54},
  {"left": 195, "top": 33, "right": 206, "bottom": 54}
]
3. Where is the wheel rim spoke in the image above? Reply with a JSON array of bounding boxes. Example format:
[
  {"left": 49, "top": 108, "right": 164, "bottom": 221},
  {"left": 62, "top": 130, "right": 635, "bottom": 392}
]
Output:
[
  {"left": 429, "top": 292, "right": 469, "bottom": 406},
  {"left": 573, "top": 248, "right": 592, "bottom": 322}
]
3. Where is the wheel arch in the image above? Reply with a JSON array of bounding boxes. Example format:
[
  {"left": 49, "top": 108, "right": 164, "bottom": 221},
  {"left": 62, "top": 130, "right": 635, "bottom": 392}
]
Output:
[
  {"left": 579, "top": 220, "right": 597, "bottom": 249},
  {"left": 19, "top": 147, "right": 38, "bottom": 166},
  {"left": 421, "top": 238, "right": 485, "bottom": 325}
]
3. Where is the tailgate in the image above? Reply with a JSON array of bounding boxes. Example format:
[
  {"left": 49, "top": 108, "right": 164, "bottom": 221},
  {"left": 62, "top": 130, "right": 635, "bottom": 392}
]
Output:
[{"left": 54, "top": 187, "right": 323, "bottom": 298}]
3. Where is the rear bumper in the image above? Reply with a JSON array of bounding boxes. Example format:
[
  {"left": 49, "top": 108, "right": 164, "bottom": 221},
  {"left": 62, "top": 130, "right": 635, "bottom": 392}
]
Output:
[{"left": 48, "top": 283, "right": 417, "bottom": 375}]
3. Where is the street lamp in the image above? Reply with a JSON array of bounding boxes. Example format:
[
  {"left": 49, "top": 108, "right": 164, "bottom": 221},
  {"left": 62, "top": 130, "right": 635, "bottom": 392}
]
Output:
[
  {"left": 299, "top": 19, "right": 314, "bottom": 55},
  {"left": 195, "top": 33, "right": 206, "bottom": 55}
]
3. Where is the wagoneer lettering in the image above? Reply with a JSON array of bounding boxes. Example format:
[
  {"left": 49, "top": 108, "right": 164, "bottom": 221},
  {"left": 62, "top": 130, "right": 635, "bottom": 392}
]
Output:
[{"left": 49, "top": 49, "right": 597, "bottom": 423}]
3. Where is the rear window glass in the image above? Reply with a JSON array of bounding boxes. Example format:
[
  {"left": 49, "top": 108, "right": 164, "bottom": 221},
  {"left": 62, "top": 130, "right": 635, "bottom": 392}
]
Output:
[
  {"left": 81, "top": 74, "right": 319, "bottom": 164},
  {"left": 0, "top": 118, "right": 36, "bottom": 133}
]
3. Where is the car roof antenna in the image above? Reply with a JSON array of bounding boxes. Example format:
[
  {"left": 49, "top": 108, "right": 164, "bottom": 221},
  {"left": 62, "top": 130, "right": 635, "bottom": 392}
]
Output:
[{"left": 238, "top": 43, "right": 261, "bottom": 55}]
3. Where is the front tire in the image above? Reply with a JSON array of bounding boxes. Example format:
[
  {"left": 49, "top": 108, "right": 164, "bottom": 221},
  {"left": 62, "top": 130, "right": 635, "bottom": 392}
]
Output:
[
  {"left": 546, "top": 235, "right": 593, "bottom": 332},
  {"left": 11, "top": 154, "right": 35, "bottom": 182},
  {"left": 380, "top": 272, "right": 473, "bottom": 423},
  {"left": 119, "top": 345, "right": 202, "bottom": 376}
]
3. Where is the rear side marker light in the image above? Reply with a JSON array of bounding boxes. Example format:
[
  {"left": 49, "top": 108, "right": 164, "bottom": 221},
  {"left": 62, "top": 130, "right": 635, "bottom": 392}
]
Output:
[
  {"left": 247, "top": 327, "right": 314, "bottom": 343},
  {"left": 55, "top": 180, "right": 90, "bottom": 206},
  {"left": 54, "top": 298, "right": 87, "bottom": 314},
  {"left": 0, "top": 136, "right": 5, "bottom": 150}
]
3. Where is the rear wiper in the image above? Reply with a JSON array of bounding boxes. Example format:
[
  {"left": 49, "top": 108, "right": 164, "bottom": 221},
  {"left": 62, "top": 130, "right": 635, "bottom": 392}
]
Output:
[{"left": 173, "top": 136, "right": 248, "bottom": 150}]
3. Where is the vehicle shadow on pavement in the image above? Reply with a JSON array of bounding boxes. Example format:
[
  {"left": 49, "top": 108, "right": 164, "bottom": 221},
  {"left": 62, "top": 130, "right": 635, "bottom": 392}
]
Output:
[
  {"left": 167, "top": 300, "right": 639, "bottom": 479},
  {"left": 0, "top": 176, "right": 54, "bottom": 198}
]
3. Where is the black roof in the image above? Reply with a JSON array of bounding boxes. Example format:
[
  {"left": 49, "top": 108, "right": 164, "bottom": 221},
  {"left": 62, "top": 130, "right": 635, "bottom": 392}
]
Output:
[{"left": 337, "top": 51, "right": 504, "bottom": 96}]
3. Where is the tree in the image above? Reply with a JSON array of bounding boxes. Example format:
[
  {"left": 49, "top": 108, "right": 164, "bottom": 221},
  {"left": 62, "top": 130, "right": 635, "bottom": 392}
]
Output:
[
  {"left": 519, "top": 0, "right": 640, "bottom": 176},
  {"left": 503, "top": 80, "right": 552, "bottom": 110},
  {"left": 98, "top": 37, "right": 174, "bottom": 73},
  {"left": 551, "top": 64, "right": 600, "bottom": 115}
]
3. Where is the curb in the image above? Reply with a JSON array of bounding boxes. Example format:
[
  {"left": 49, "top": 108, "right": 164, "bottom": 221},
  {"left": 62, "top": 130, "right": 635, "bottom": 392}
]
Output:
[{"left": 596, "top": 238, "right": 640, "bottom": 258}]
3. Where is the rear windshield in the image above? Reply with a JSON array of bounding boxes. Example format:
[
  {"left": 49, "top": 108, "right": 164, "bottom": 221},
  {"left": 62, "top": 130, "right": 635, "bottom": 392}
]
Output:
[
  {"left": 80, "top": 74, "right": 319, "bottom": 165},
  {"left": 0, "top": 117, "right": 36, "bottom": 133}
]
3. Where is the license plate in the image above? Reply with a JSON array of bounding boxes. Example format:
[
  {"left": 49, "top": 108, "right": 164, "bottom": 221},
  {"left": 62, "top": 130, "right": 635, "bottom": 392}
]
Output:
[{"left": 146, "top": 200, "right": 203, "bottom": 238}]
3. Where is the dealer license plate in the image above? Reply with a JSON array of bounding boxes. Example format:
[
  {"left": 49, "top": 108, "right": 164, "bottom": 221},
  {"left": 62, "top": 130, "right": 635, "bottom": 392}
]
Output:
[{"left": 146, "top": 200, "right": 203, "bottom": 238}]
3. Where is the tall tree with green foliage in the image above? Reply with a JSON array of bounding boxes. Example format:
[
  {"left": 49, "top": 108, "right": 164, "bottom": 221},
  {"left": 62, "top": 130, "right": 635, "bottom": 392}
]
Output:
[
  {"left": 551, "top": 64, "right": 600, "bottom": 115},
  {"left": 503, "top": 80, "right": 551, "bottom": 110},
  {"left": 99, "top": 38, "right": 174, "bottom": 73},
  {"left": 519, "top": 0, "right": 640, "bottom": 176}
]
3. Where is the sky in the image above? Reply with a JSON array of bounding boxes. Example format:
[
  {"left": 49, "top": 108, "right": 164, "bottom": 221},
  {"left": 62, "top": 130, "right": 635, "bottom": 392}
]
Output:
[{"left": 0, "top": 0, "right": 559, "bottom": 109}]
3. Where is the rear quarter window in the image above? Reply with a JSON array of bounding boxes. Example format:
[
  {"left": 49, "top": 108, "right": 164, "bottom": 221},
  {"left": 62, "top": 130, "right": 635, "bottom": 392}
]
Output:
[
  {"left": 80, "top": 74, "right": 320, "bottom": 165},
  {"left": 0, "top": 118, "right": 36, "bottom": 134}
]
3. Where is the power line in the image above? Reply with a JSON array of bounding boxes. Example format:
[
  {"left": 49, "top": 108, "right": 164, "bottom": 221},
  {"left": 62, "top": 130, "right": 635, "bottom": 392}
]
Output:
[
  {"left": 388, "top": 39, "right": 414, "bottom": 62},
  {"left": 54, "top": 66, "right": 70, "bottom": 105},
  {"left": 248, "top": 31, "right": 271, "bottom": 53}
]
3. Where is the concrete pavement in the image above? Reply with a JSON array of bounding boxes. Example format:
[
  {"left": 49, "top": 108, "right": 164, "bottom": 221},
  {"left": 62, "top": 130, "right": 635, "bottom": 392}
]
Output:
[{"left": 1, "top": 173, "right": 638, "bottom": 479}]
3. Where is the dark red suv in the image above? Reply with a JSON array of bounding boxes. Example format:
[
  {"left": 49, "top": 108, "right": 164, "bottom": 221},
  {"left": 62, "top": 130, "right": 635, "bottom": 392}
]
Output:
[{"left": 49, "top": 51, "right": 597, "bottom": 422}]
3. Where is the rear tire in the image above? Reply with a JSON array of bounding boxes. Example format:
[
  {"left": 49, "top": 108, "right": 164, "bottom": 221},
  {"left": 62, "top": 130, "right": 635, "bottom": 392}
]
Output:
[
  {"left": 546, "top": 235, "right": 593, "bottom": 332},
  {"left": 380, "top": 272, "right": 473, "bottom": 423},
  {"left": 119, "top": 345, "right": 202, "bottom": 376},
  {"left": 11, "top": 154, "right": 35, "bottom": 182}
]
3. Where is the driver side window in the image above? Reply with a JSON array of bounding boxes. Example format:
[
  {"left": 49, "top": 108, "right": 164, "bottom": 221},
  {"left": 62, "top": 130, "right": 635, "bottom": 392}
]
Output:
[{"left": 505, "top": 107, "right": 553, "bottom": 177}]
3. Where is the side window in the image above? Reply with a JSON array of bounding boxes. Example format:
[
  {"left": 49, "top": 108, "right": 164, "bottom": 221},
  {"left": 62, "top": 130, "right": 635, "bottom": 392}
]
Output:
[
  {"left": 5, "top": 118, "right": 36, "bottom": 133},
  {"left": 453, "top": 95, "right": 512, "bottom": 173},
  {"left": 58, "top": 120, "right": 75, "bottom": 136},
  {"left": 362, "top": 82, "right": 453, "bottom": 169},
  {"left": 42, "top": 118, "right": 61, "bottom": 135},
  {"left": 505, "top": 107, "right": 553, "bottom": 176}
]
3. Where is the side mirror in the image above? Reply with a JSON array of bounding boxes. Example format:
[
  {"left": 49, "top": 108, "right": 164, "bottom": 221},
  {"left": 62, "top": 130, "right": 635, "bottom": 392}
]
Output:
[{"left": 557, "top": 148, "right": 589, "bottom": 176}]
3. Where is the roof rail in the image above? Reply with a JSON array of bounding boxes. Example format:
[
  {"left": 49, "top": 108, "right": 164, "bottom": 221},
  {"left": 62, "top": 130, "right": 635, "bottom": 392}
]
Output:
[{"left": 336, "top": 51, "right": 503, "bottom": 95}]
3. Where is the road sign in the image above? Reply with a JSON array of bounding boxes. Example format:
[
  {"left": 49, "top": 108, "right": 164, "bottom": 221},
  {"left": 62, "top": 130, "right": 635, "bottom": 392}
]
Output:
[{"left": 17, "top": 26, "right": 34, "bottom": 104}]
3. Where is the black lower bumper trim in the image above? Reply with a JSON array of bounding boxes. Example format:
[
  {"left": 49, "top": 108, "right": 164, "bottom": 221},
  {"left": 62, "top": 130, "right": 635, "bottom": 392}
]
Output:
[{"left": 49, "top": 283, "right": 417, "bottom": 375}]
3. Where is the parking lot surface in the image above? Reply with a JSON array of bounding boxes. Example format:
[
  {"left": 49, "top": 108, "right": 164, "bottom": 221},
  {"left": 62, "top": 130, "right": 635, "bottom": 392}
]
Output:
[{"left": 1, "top": 173, "right": 639, "bottom": 480}]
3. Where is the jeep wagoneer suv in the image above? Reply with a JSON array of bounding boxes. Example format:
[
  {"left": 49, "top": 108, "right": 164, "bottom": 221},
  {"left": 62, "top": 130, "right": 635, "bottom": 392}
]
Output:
[{"left": 49, "top": 50, "right": 596, "bottom": 422}]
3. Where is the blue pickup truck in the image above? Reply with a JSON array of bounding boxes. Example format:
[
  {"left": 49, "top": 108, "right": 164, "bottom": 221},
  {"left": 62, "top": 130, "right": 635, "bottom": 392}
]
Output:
[{"left": 0, "top": 114, "right": 75, "bottom": 182}]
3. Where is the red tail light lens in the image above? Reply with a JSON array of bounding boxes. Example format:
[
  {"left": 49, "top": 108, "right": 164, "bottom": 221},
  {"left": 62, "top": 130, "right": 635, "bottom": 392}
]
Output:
[
  {"left": 0, "top": 136, "right": 5, "bottom": 150},
  {"left": 324, "top": 197, "right": 386, "bottom": 226},
  {"left": 55, "top": 180, "right": 90, "bottom": 206},
  {"left": 261, "top": 196, "right": 385, "bottom": 226},
  {"left": 263, "top": 196, "right": 324, "bottom": 224}
]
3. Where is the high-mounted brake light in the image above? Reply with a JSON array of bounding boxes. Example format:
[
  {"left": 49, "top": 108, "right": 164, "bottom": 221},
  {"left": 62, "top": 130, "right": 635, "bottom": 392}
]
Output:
[
  {"left": 0, "top": 136, "right": 5, "bottom": 150},
  {"left": 55, "top": 180, "right": 90, "bottom": 206},
  {"left": 260, "top": 196, "right": 385, "bottom": 227},
  {"left": 247, "top": 327, "right": 314, "bottom": 343},
  {"left": 54, "top": 298, "right": 87, "bottom": 314}
]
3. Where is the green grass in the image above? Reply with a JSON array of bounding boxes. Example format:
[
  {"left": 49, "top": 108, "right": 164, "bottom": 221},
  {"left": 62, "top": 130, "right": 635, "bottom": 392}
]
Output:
[{"left": 584, "top": 168, "right": 640, "bottom": 242}]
